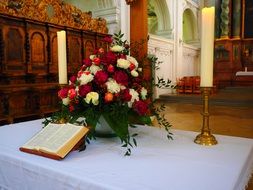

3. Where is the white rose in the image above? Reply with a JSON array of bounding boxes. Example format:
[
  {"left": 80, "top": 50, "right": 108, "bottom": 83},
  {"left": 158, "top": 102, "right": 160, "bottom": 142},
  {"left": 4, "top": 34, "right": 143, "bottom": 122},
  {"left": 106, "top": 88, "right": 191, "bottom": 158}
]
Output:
[
  {"left": 78, "top": 72, "right": 94, "bottom": 85},
  {"left": 62, "top": 97, "right": 70, "bottom": 106},
  {"left": 128, "top": 88, "right": 139, "bottom": 108},
  {"left": 89, "top": 55, "right": 96, "bottom": 60},
  {"left": 110, "top": 45, "right": 124, "bottom": 52},
  {"left": 131, "top": 70, "right": 139, "bottom": 77},
  {"left": 117, "top": 59, "right": 130, "bottom": 69},
  {"left": 106, "top": 78, "right": 121, "bottom": 93},
  {"left": 84, "top": 92, "right": 99, "bottom": 105},
  {"left": 140, "top": 87, "right": 147, "bottom": 100},
  {"left": 138, "top": 68, "right": 142, "bottom": 72},
  {"left": 89, "top": 64, "right": 101, "bottom": 75},
  {"left": 127, "top": 56, "right": 139, "bottom": 68}
]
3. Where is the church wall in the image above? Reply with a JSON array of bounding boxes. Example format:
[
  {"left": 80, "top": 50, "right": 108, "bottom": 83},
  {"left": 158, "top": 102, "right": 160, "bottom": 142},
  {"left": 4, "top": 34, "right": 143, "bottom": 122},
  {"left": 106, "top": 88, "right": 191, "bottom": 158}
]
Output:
[
  {"left": 148, "top": 35, "right": 175, "bottom": 98},
  {"left": 62, "top": 0, "right": 201, "bottom": 95}
]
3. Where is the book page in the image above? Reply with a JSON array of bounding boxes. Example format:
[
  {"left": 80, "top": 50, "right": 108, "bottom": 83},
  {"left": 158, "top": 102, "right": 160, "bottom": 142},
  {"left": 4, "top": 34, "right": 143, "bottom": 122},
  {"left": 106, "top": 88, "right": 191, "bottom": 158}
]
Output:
[
  {"left": 22, "top": 123, "right": 86, "bottom": 154},
  {"left": 22, "top": 123, "right": 63, "bottom": 150},
  {"left": 39, "top": 124, "right": 83, "bottom": 153}
]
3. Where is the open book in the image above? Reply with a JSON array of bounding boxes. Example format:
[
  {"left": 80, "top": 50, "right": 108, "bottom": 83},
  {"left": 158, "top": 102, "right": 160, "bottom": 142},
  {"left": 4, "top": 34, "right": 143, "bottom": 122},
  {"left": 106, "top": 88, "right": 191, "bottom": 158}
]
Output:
[{"left": 20, "top": 123, "right": 89, "bottom": 160}]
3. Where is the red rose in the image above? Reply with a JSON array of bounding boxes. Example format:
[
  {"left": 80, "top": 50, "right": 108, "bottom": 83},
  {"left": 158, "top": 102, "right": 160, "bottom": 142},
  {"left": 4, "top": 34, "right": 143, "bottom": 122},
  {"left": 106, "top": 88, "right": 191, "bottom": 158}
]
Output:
[
  {"left": 121, "top": 89, "right": 132, "bottom": 102},
  {"left": 58, "top": 88, "right": 69, "bottom": 99},
  {"left": 83, "top": 58, "right": 92, "bottom": 67},
  {"left": 133, "top": 100, "right": 149, "bottom": 115},
  {"left": 69, "top": 75, "right": 77, "bottom": 84},
  {"left": 129, "top": 63, "right": 135, "bottom": 71},
  {"left": 103, "top": 36, "right": 113, "bottom": 43},
  {"left": 93, "top": 57, "right": 101, "bottom": 66},
  {"left": 98, "top": 48, "right": 104, "bottom": 54},
  {"left": 119, "top": 54, "right": 126, "bottom": 59},
  {"left": 124, "top": 44, "right": 130, "bottom": 49},
  {"left": 107, "top": 64, "right": 115, "bottom": 73},
  {"left": 68, "top": 88, "right": 76, "bottom": 99},
  {"left": 114, "top": 70, "right": 129, "bottom": 86},
  {"left": 95, "top": 70, "right": 108, "bottom": 85},
  {"left": 78, "top": 85, "right": 92, "bottom": 97},
  {"left": 106, "top": 51, "right": 117, "bottom": 64},
  {"left": 69, "top": 104, "right": 75, "bottom": 112}
]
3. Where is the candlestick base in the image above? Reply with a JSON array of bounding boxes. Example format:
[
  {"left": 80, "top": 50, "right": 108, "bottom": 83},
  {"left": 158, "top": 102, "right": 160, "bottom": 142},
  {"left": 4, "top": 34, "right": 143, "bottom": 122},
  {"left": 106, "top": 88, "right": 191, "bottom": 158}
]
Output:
[
  {"left": 194, "top": 131, "right": 217, "bottom": 146},
  {"left": 194, "top": 87, "right": 218, "bottom": 146},
  {"left": 59, "top": 84, "right": 67, "bottom": 89}
]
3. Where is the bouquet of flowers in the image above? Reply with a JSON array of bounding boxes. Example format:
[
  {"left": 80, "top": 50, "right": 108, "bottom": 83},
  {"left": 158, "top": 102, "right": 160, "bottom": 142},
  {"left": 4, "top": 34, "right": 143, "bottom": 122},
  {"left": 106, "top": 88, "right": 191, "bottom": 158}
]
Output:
[{"left": 46, "top": 32, "right": 172, "bottom": 155}]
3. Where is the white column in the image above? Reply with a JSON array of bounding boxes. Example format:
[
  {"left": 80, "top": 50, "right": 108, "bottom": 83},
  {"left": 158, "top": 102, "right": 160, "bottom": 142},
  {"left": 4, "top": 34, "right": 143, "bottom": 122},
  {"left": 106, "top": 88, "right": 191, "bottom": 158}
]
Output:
[{"left": 174, "top": 0, "right": 184, "bottom": 79}]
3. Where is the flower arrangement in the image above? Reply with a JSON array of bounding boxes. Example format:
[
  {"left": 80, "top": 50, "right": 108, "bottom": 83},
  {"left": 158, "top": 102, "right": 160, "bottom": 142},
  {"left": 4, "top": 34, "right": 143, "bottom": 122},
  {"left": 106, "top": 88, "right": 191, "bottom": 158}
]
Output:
[{"left": 45, "top": 32, "right": 172, "bottom": 155}]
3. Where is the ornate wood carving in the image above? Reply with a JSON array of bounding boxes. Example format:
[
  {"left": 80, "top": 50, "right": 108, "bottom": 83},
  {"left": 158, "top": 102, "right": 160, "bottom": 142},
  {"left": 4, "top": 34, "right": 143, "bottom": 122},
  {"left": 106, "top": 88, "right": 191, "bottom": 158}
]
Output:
[
  {"left": 0, "top": 1, "right": 111, "bottom": 124},
  {"left": 0, "top": 0, "right": 108, "bottom": 34}
]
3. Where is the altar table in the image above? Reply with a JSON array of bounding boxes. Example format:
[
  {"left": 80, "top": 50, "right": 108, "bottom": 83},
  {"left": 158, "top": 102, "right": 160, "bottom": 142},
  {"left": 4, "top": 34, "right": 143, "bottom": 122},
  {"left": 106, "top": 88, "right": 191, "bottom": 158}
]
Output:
[{"left": 0, "top": 119, "right": 253, "bottom": 190}]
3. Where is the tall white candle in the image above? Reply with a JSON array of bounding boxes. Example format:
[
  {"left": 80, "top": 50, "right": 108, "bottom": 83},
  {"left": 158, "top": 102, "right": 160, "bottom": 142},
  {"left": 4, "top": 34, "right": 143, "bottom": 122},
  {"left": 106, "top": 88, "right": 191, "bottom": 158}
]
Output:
[
  {"left": 57, "top": 30, "right": 68, "bottom": 85},
  {"left": 200, "top": 7, "right": 215, "bottom": 87}
]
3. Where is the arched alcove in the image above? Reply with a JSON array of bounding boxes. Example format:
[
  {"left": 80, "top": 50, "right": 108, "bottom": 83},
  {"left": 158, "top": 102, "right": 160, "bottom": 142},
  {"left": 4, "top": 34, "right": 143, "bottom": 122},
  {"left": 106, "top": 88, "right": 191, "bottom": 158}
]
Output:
[
  {"left": 148, "top": 0, "right": 171, "bottom": 38},
  {"left": 182, "top": 8, "right": 197, "bottom": 43}
]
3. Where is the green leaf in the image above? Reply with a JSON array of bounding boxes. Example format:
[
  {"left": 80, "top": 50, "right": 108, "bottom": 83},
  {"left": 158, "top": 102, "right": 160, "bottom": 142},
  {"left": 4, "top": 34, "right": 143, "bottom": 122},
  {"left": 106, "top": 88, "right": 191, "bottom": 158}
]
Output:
[{"left": 133, "top": 138, "right": 137, "bottom": 147}]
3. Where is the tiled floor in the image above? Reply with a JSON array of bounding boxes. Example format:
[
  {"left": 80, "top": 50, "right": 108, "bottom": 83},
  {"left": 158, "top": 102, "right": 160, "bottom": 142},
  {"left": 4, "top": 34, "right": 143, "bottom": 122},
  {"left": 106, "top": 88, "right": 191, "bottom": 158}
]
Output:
[{"left": 156, "top": 87, "right": 253, "bottom": 190}]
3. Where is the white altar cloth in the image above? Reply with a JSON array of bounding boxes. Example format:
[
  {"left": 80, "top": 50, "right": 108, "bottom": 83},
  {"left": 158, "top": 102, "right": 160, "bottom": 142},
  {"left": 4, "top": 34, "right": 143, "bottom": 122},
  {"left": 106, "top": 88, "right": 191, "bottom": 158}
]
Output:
[{"left": 0, "top": 119, "right": 252, "bottom": 190}]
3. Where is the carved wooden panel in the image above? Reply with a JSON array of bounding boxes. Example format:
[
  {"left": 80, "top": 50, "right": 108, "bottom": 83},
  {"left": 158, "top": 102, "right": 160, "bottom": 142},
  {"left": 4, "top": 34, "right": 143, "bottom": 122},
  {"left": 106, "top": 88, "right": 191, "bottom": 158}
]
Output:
[
  {"left": 241, "top": 39, "right": 253, "bottom": 67},
  {"left": 50, "top": 31, "right": 58, "bottom": 74},
  {"left": 67, "top": 30, "right": 82, "bottom": 73},
  {"left": 82, "top": 32, "right": 96, "bottom": 59},
  {"left": 0, "top": 25, "right": 3, "bottom": 74},
  {"left": 38, "top": 86, "right": 59, "bottom": 115},
  {"left": 96, "top": 33, "right": 110, "bottom": 51},
  {"left": 28, "top": 23, "right": 47, "bottom": 75},
  {"left": 1, "top": 21, "right": 26, "bottom": 75}
]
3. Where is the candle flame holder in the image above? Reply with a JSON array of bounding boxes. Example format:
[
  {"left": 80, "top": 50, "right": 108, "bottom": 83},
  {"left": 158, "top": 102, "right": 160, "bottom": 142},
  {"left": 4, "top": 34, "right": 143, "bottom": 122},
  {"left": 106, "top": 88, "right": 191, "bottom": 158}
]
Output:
[
  {"left": 194, "top": 87, "right": 218, "bottom": 146},
  {"left": 59, "top": 84, "right": 67, "bottom": 89}
]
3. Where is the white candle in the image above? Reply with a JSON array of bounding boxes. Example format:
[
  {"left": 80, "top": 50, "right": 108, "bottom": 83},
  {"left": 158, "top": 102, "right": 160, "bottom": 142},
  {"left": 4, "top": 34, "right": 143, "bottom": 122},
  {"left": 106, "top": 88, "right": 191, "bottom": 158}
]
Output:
[
  {"left": 57, "top": 30, "right": 68, "bottom": 85},
  {"left": 200, "top": 7, "right": 215, "bottom": 87}
]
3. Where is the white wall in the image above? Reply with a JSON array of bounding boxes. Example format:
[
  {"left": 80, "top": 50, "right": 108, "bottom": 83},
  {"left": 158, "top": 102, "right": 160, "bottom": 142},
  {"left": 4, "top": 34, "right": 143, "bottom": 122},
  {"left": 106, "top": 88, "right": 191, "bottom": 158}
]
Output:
[{"left": 63, "top": 0, "right": 201, "bottom": 97}]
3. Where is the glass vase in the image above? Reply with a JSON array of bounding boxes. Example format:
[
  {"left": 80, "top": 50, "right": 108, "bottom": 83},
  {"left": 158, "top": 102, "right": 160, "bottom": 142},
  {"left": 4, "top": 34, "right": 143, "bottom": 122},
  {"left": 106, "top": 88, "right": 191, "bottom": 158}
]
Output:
[{"left": 95, "top": 116, "right": 116, "bottom": 138}]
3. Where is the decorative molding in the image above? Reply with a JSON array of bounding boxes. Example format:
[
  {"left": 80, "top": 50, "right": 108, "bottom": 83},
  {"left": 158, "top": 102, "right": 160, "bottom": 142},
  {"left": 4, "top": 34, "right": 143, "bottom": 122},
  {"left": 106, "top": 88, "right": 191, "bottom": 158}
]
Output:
[{"left": 0, "top": 0, "right": 108, "bottom": 33}]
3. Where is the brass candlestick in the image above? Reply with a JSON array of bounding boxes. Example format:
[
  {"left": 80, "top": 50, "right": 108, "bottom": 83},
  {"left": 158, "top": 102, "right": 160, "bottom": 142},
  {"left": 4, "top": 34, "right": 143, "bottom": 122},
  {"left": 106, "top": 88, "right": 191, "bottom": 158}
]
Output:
[
  {"left": 194, "top": 87, "right": 218, "bottom": 146},
  {"left": 59, "top": 84, "right": 67, "bottom": 89}
]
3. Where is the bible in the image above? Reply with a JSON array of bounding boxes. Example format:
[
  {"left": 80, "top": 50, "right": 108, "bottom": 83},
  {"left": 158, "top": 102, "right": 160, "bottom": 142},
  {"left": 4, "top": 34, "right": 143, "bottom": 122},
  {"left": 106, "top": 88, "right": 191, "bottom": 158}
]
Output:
[{"left": 20, "top": 123, "right": 89, "bottom": 160}]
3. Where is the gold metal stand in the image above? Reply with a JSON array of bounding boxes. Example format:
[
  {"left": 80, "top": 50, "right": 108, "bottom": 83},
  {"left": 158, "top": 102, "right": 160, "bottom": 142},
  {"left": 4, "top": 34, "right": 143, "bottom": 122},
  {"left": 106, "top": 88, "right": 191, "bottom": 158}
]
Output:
[
  {"left": 59, "top": 84, "right": 67, "bottom": 89},
  {"left": 194, "top": 87, "right": 218, "bottom": 146}
]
